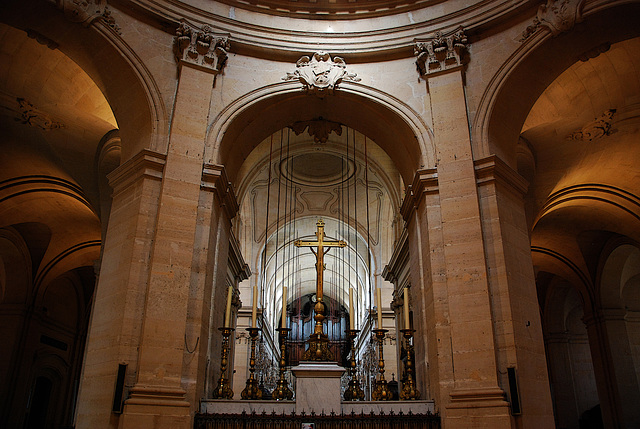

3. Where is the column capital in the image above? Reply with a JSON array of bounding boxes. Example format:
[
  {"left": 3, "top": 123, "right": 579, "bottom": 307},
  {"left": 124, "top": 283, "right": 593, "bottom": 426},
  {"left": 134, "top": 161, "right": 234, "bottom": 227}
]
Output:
[
  {"left": 174, "top": 21, "right": 230, "bottom": 76},
  {"left": 414, "top": 27, "right": 469, "bottom": 78},
  {"left": 202, "top": 163, "right": 239, "bottom": 219},
  {"left": 400, "top": 168, "right": 438, "bottom": 222},
  {"left": 108, "top": 149, "right": 166, "bottom": 196},
  {"left": 474, "top": 155, "right": 529, "bottom": 198}
]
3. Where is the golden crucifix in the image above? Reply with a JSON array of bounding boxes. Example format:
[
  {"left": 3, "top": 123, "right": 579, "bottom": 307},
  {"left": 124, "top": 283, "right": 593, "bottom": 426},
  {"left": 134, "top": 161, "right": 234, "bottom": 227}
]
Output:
[{"left": 294, "top": 219, "right": 347, "bottom": 361}]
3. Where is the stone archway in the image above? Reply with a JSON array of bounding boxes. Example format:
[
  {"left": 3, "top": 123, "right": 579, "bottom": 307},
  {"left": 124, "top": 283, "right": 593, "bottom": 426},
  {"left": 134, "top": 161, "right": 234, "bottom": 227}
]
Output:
[{"left": 207, "top": 80, "right": 434, "bottom": 185}]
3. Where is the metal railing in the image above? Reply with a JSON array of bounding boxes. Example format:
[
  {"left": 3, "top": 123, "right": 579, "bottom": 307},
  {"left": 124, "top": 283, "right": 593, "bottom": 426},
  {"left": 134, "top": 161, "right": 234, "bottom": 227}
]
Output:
[{"left": 195, "top": 410, "right": 440, "bottom": 429}]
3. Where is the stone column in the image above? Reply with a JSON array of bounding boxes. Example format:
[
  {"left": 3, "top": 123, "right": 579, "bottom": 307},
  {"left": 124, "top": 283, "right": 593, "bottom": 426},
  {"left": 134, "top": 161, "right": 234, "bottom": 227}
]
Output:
[
  {"left": 119, "top": 26, "right": 230, "bottom": 429},
  {"left": 584, "top": 308, "right": 640, "bottom": 428},
  {"left": 415, "top": 30, "right": 511, "bottom": 428},
  {"left": 545, "top": 332, "right": 580, "bottom": 428},
  {"left": 475, "top": 156, "right": 555, "bottom": 428},
  {"left": 75, "top": 150, "right": 166, "bottom": 429}
]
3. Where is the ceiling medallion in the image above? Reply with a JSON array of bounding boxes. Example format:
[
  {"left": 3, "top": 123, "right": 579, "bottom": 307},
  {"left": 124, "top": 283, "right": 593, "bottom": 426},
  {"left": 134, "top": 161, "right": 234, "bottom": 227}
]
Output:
[
  {"left": 283, "top": 51, "right": 360, "bottom": 97},
  {"left": 280, "top": 152, "right": 356, "bottom": 188}
]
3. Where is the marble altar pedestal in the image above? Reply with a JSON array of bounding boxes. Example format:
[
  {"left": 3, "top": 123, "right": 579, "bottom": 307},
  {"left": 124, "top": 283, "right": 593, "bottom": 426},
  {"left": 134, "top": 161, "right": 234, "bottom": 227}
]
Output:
[{"left": 291, "top": 361, "right": 345, "bottom": 414}]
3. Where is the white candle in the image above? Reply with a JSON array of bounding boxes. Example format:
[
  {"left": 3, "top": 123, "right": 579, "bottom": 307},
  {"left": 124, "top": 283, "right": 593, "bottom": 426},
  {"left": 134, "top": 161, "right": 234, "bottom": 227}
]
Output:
[
  {"left": 404, "top": 287, "right": 410, "bottom": 329},
  {"left": 224, "top": 285, "right": 233, "bottom": 328},
  {"left": 281, "top": 285, "right": 287, "bottom": 328},
  {"left": 349, "top": 288, "right": 354, "bottom": 328},
  {"left": 252, "top": 285, "right": 258, "bottom": 328},
  {"left": 376, "top": 288, "right": 383, "bottom": 328}
]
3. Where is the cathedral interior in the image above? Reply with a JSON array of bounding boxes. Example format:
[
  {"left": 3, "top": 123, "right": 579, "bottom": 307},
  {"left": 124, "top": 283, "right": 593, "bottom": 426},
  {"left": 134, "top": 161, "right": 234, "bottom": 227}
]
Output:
[{"left": 0, "top": 0, "right": 639, "bottom": 428}]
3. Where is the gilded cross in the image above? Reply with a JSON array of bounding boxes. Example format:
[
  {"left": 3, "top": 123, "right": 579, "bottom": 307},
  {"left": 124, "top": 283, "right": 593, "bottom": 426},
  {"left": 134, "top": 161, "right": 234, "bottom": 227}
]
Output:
[{"left": 294, "top": 219, "right": 346, "bottom": 335}]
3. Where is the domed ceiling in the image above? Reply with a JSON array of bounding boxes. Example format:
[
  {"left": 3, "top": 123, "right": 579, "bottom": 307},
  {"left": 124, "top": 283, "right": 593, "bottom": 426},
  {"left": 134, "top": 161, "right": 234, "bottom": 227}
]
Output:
[{"left": 215, "top": 0, "right": 434, "bottom": 19}]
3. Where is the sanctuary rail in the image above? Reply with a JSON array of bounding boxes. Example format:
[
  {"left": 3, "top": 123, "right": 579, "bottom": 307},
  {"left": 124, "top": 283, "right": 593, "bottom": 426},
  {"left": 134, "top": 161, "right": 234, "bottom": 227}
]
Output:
[{"left": 194, "top": 410, "right": 441, "bottom": 429}]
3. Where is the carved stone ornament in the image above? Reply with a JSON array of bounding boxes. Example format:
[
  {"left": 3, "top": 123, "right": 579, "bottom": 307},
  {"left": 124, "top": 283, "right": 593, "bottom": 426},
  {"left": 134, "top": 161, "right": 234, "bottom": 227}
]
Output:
[
  {"left": 16, "top": 98, "right": 65, "bottom": 131},
  {"left": 175, "top": 22, "right": 230, "bottom": 75},
  {"left": 49, "top": 0, "right": 121, "bottom": 33},
  {"left": 414, "top": 27, "right": 468, "bottom": 77},
  {"left": 290, "top": 118, "right": 343, "bottom": 144},
  {"left": 567, "top": 109, "right": 616, "bottom": 141},
  {"left": 520, "top": 0, "right": 585, "bottom": 42},
  {"left": 282, "top": 51, "right": 360, "bottom": 97}
]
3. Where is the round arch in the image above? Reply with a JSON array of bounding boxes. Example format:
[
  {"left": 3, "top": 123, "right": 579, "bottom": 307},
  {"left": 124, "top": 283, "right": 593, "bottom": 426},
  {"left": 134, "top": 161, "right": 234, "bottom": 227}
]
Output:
[
  {"left": 0, "top": 0, "right": 168, "bottom": 161},
  {"left": 206, "top": 81, "right": 434, "bottom": 186},
  {"left": 472, "top": 2, "right": 640, "bottom": 166}
]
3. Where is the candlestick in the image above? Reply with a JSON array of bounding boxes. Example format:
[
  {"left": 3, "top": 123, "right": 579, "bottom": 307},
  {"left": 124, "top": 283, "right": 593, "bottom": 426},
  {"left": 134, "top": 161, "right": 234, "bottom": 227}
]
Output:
[
  {"left": 281, "top": 285, "right": 287, "bottom": 328},
  {"left": 399, "top": 329, "right": 420, "bottom": 400},
  {"left": 271, "top": 328, "right": 293, "bottom": 400},
  {"left": 343, "top": 329, "right": 364, "bottom": 401},
  {"left": 403, "top": 287, "right": 410, "bottom": 329},
  {"left": 372, "top": 328, "right": 392, "bottom": 400},
  {"left": 376, "top": 288, "right": 383, "bottom": 328},
  {"left": 349, "top": 288, "right": 354, "bottom": 327},
  {"left": 252, "top": 285, "right": 258, "bottom": 328},
  {"left": 212, "top": 327, "right": 234, "bottom": 399},
  {"left": 224, "top": 286, "right": 233, "bottom": 328},
  {"left": 241, "top": 327, "right": 262, "bottom": 400}
]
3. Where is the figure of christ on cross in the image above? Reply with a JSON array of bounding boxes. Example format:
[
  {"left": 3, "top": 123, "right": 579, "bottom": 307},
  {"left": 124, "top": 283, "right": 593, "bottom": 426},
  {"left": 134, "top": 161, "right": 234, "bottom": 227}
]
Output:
[{"left": 294, "top": 219, "right": 347, "bottom": 361}]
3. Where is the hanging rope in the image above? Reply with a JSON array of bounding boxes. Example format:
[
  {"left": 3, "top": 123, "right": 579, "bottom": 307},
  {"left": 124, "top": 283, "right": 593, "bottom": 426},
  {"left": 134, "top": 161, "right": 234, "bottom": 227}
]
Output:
[{"left": 260, "top": 133, "right": 275, "bottom": 330}]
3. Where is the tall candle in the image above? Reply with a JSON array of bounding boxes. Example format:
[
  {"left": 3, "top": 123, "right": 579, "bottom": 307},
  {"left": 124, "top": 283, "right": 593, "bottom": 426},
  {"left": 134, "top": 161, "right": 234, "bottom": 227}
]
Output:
[
  {"left": 404, "top": 287, "right": 410, "bottom": 329},
  {"left": 281, "top": 285, "right": 287, "bottom": 328},
  {"left": 376, "top": 288, "right": 383, "bottom": 328},
  {"left": 224, "top": 285, "right": 233, "bottom": 328},
  {"left": 252, "top": 285, "right": 258, "bottom": 328},
  {"left": 349, "top": 288, "right": 354, "bottom": 327}
]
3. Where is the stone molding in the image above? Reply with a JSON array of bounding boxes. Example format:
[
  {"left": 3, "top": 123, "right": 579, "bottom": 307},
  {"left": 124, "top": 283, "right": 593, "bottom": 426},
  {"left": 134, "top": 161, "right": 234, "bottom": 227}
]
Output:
[
  {"left": 474, "top": 155, "right": 529, "bottom": 198},
  {"left": 414, "top": 27, "right": 468, "bottom": 77},
  {"left": 107, "top": 149, "right": 166, "bottom": 196},
  {"left": 583, "top": 307, "right": 627, "bottom": 328},
  {"left": 448, "top": 387, "right": 508, "bottom": 407},
  {"left": 520, "top": 0, "right": 585, "bottom": 42},
  {"left": 382, "top": 228, "right": 409, "bottom": 286},
  {"left": 202, "top": 163, "right": 239, "bottom": 220},
  {"left": 400, "top": 168, "right": 438, "bottom": 222},
  {"left": 175, "top": 22, "right": 230, "bottom": 75},
  {"left": 567, "top": 109, "right": 616, "bottom": 141},
  {"left": 228, "top": 230, "right": 251, "bottom": 283},
  {"left": 282, "top": 51, "right": 360, "bottom": 97}
]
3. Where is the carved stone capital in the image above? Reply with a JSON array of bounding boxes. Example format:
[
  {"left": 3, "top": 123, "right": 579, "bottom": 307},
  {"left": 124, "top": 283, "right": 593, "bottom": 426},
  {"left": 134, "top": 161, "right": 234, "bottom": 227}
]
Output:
[
  {"left": 282, "top": 51, "right": 360, "bottom": 97},
  {"left": 175, "top": 22, "right": 230, "bottom": 75},
  {"left": 567, "top": 109, "right": 616, "bottom": 141},
  {"left": 414, "top": 27, "right": 468, "bottom": 77},
  {"left": 49, "top": 0, "right": 121, "bottom": 33},
  {"left": 520, "top": 0, "right": 585, "bottom": 42}
]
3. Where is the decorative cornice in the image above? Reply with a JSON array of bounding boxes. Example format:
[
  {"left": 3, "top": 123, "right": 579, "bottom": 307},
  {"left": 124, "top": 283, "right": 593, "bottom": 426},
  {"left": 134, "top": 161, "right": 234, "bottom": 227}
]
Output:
[
  {"left": 474, "top": 155, "right": 529, "bottom": 198},
  {"left": 414, "top": 27, "right": 468, "bottom": 77},
  {"left": 228, "top": 230, "right": 251, "bottom": 282},
  {"left": 202, "top": 163, "right": 239, "bottom": 219},
  {"left": 282, "top": 51, "right": 360, "bottom": 97},
  {"left": 400, "top": 168, "right": 438, "bottom": 222},
  {"left": 567, "top": 109, "right": 616, "bottom": 141},
  {"left": 174, "top": 22, "right": 230, "bottom": 75},
  {"left": 520, "top": 0, "right": 585, "bottom": 42},
  {"left": 382, "top": 228, "right": 409, "bottom": 285},
  {"left": 107, "top": 149, "right": 166, "bottom": 196}
]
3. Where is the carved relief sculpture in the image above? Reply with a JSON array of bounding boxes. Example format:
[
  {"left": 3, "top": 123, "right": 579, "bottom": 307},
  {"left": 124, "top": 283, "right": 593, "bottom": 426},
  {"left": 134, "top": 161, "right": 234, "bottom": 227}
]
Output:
[
  {"left": 415, "top": 27, "right": 468, "bottom": 76},
  {"left": 283, "top": 51, "right": 360, "bottom": 97},
  {"left": 48, "top": 0, "right": 121, "bottom": 33},
  {"left": 290, "top": 118, "right": 343, "bottom": 144},
  {"left": 520, "top": 0, "right": 585, "bottom": 42},
  {"left": 567, "top": 109, "right": 616, "bottom": 141},
  {"left": 16, "top": 98, "right": 65, "bottom": 131},
  {"left": 175, "top": 22, "right": 230, "bottom": 75}
]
